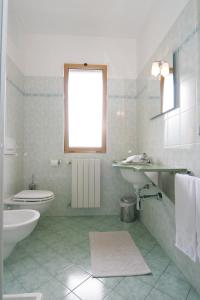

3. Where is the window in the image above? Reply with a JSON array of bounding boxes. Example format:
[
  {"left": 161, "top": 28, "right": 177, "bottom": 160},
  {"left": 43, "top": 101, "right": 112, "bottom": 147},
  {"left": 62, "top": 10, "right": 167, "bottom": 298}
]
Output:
[{"left": 64, "top": 64, "right": 107, "bottom": 153}]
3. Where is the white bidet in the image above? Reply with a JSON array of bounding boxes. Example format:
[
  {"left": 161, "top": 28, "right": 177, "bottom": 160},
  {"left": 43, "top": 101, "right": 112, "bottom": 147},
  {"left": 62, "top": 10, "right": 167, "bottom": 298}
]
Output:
[{"left": 3, "top": 209, "right": 40, "bottom": 259}]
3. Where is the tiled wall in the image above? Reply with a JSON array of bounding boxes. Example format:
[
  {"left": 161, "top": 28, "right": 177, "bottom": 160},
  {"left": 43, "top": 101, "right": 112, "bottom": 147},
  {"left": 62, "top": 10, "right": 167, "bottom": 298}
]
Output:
[
  {"left": 23, "top": 77, "right": 137, "bottom": 216},
  {"left": 136, "top": 0, "right": 200, "bottom": 293},
  {"left": 4, "top": 58, "right": 24, "bottom": 199},
  {"left": 5, "top": 59, "right": 137, "bottom": 215}
]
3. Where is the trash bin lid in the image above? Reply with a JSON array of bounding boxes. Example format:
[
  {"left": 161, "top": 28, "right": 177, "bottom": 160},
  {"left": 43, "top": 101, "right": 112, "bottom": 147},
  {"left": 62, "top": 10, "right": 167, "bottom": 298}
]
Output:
[
  {"left": 120, "top": 197, "right": 136, "bottom": 207},
  {"left": 121, "top": 197, "right": 136, "bottom": 204}
]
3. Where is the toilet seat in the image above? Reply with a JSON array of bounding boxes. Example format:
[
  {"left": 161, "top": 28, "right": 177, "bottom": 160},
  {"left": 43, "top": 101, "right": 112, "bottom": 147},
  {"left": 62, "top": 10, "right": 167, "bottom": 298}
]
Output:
[{"left": 13, "top": 190, "right": 54, "bottom": 203}]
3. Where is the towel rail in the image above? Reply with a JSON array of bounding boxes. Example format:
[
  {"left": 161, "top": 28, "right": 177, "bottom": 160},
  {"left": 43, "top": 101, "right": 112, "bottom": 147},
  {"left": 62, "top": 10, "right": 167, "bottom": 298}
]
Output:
[{"left": 186, "top": 170, "right": 194, "bottom": 176}]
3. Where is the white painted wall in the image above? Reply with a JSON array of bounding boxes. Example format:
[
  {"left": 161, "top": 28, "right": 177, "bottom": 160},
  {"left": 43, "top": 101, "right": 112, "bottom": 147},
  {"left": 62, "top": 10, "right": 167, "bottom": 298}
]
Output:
[
  {"left": 6, "top": 32, "right": 137, "bottom": 216},
  {"left": 0, "top": 0, "right": 8, "bottom": 297},
  {"left": 7, "top": 33, "right": 137, "bottom": 79},
  {"left": 136, "top": 0, "right": 190, "bottom": 74},
  {"left": 7, "top": 1, "right": 190, "bottom": 79},
  {"left": 7, "top": 36, "right": 25, "bottom": 72}
]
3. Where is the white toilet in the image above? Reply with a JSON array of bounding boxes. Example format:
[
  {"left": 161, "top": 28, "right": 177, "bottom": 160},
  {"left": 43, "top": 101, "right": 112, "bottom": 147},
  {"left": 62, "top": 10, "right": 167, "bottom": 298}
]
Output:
[{"left": 4, "top": 190, "right": 55, "bottom": 214}]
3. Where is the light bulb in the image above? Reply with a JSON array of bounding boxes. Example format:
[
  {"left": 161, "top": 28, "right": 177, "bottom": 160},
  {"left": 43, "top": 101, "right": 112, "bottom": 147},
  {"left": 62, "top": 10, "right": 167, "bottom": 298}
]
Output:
[
  {"left": 151, "top": 61, "right": 160, "bottom": 77},
  {"left": 161, "top": 62, "right": 170, "bottom": 77}
]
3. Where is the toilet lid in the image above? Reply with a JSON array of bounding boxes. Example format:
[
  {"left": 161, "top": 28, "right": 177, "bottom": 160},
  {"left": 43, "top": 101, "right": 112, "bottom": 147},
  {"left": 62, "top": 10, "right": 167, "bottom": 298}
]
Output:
[{"left": 13, "top": 190, "right": 54, "bottom": 200}]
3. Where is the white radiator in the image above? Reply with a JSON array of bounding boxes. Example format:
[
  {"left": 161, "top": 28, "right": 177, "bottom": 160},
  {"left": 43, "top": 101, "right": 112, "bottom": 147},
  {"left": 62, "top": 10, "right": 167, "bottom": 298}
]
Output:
[{"left": 72, "top": 159, "right": 101, "bottom": 208}]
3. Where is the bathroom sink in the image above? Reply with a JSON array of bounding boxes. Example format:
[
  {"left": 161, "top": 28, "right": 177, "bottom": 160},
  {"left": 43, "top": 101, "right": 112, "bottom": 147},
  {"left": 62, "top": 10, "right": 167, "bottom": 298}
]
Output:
[
  {"left": 112, "top": 161, "right": 188, "bottom": 190},
  {"left": 120, "top": 168, "right": 150, "bottom": 189},
  {"left": 112, "top": 161, "right": 188, "bottom": 173}
]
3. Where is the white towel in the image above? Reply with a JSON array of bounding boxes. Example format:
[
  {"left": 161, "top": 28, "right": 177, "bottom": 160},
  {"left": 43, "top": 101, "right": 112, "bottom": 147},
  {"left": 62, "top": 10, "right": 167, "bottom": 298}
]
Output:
[
  {"left": 195, "top": 177, "right": 200, "bottom": 261},
  {"left": 175, "top": 174, "right": 197, "bottom": 262}
]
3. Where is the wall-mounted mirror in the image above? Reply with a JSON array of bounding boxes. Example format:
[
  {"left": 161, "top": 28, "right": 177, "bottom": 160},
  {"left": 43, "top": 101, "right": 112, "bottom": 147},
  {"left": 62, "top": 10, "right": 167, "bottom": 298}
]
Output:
[
  {"left": 160, "top": 67, "right": 174, "bottom": 113},
  {"left": 149, "top": 52, "right": 178, "bottom": 119}
]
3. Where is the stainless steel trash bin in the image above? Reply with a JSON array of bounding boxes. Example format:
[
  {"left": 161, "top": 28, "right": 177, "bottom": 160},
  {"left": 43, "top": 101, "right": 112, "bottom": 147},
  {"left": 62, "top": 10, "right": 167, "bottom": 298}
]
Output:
[{"left": 120, "top": 197, "right": 136, "bottom": 222}]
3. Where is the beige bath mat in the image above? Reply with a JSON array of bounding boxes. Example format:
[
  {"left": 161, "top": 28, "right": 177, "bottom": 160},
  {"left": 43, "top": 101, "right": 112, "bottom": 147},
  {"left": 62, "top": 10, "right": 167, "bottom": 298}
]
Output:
[{"left": 89, "top": 231, "right": 151, "bottom": 277}]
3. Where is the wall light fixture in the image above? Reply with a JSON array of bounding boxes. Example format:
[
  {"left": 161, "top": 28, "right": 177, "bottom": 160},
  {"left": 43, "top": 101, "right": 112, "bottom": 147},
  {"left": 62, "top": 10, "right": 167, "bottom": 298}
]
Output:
[{"left": 151, "top": 61, "right": 170, "bottom": 78}]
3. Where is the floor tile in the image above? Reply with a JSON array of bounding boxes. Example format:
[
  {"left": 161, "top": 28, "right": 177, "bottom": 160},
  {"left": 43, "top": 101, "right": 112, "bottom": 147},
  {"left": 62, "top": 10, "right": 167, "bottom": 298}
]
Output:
[
  {"left": 75, "top": 256, "right": 92, "bottom": 274},
  {"left": 3, "top": 266, "right": 16, "bottom": 282},
  {"left": 104, "top": 290, "right": 126, "bottom": 300},
  {"left": 145, "top": 248, "right": 170, "bottom": 273},
  {"left": 17, "top": 266, "right": 53, "bottom": 290},
  {"left": 23, "top": 238, "right": 48, "bottom": 254},
  {"left": 69, "top": 245, "right": 89, "bottom": 264},
  {"left": 37, "top": 278, "right": 71, "bottom": 300},
  {"left": 146, "top": 288, "right": 175, "bottom": 300},
  {"left": 3, "top": 278, "right": 27, "bottom": 294},
  {"left": 52, "top": 241, "right": 75, "bottom": 256},
  {"left": 3, "top": 216, "right": 197, "bottom": 300},
  {"left": 56, "top": 265, "right": 91, "bottom": 290},
  {"left": 155, "top": 272, "right": 191, "bottom": 300},
  {"left": 73, "top": 277, "right": 110, "bottom": 300},
  {"left": 114, "top": 277, "right": 152, "bottom": 300},
  {"left": 128, "top": 221, "right": 149, "bottom": 237},
  {"left": 18, "top": 235, "right": 38, "bottom": 248},
  {"left": 165, "top": 262, "right": 186, "bottom": 281},
  {"left": 63, "top": 292, "right": 81, "bottom": 300},
  {"left": 5, "top": 256, "right": 39, "bottom": 278},
  {"left": 97, "top": 276, "right": 123, "bottom": 289},
  {"left": 137, "top": 268, "right": 162, "bottom": 287},
  {"left": 31, "top": 247, "right": 57, "bottom": 264},
  {"left": 75, "top": 242, "right": 90, "bottom": 259},
  {"left": 59, "top": 230, "right": 86, "bottom": 245},
  {"left": 43, "top": 255, "right": 72, "bottom": 275},
  {"left": 138, "top": 246, "right": 149, "bottom": 256},
  {"left": 5, "top": 244, "right": 28, "bottom": 263},
  {"left": 148, "top": 245, "right": 170, "bottom": 264},
  {"left": 138, "top": 249, "right": 169, "bottom": 286},
  {"left": 187, "top": 288, "right": 200, "bottom": 300},
  {"left": 39, "top": 232, "right": 63, "bottom": 246},
  {"left": 136, "top": 233, "right": 157, "bottom": 251}
]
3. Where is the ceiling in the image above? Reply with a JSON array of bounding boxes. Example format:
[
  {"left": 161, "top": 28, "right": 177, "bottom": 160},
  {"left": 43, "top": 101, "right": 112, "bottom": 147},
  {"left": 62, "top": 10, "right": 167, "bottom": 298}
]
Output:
[{"left": 8, "top": 0, "right": 157, "bottom": 38}]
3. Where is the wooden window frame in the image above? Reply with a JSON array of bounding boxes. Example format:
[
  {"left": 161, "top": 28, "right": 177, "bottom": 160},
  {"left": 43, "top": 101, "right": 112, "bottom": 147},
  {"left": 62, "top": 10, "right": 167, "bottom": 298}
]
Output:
[{"left": 64, "top": 63, "right": 107, "bottom": 153}]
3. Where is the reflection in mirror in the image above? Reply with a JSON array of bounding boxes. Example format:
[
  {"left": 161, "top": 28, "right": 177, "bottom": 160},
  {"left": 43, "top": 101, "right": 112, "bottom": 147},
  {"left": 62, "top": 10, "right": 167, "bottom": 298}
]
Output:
[
  {"left": 161, "top": 68, "right": 174, "bottom": 113},
  {"left": 148, "top": 78, "right": 161, "bottom": 117}
]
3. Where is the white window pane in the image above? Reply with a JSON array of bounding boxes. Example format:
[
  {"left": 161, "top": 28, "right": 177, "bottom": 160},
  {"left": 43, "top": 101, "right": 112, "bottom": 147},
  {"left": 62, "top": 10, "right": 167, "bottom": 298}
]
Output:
[{"left": 68, "top": 69, "right": 103, "bottom": 148}]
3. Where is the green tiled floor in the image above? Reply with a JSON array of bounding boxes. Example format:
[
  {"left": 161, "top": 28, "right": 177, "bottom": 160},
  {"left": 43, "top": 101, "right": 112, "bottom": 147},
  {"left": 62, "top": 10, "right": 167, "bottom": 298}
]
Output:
[{"left": 3, "top": 216, "right": 200, "bottom": 300}]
